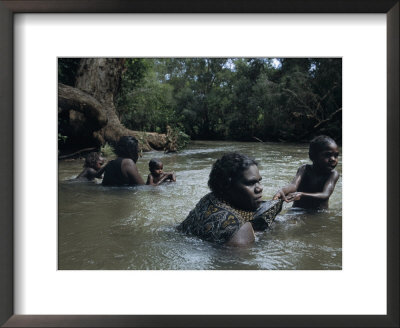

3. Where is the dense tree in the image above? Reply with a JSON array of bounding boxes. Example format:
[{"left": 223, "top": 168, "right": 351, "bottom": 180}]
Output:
[{"left": 59, "top": 57, "right": 342, "bottom": 153}]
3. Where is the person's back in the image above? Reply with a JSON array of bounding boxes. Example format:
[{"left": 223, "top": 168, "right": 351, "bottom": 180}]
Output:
[
  {"left": 101, "top": 136, "right": 145, "bottom": 186},
  {"left": 102, "top": 158, "right": 127, "bottom": 186}
]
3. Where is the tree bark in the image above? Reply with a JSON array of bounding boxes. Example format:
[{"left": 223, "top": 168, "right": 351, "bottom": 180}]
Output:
[
  {"left": 58, "top": 58, "right": 167, "bottom": 152},
  {"left": 58, "top": 83, "right": 107, "bottom": 130}
]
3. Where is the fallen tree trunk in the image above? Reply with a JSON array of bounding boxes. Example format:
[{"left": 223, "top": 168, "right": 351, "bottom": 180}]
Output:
[
  {"left": 58, "top": 58, "right": 168, "bottom": 152},
  {"left": 58, "top": 83, "right": 107, "bottom": 130},
  {"left": 58, "top": 147, "right": 96, "bottom": 160}
]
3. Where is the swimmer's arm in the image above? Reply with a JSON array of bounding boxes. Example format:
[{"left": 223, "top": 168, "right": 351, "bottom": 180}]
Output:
[
  {"left": 286, "top": 171, "right": 340, "bottom": 202},
  {"left": 75, "top": 168, "right": 88, "bottom": 179},
  {"left": 122, "top": 159, "right": 145, "bottom": 185},
  {"left": 273, "top": 165, "right": 305, "bottom": 201},
  {"left": 79, "top": 168, "right": 100, "bottom": 180},
  {"left": 85, "top": 168, "right": 100, "bottom": 180},
  {"left": 147, "top": 173, "right": 169, "bottom": 186},
  {"left": 154, "top": 173, "right": 173, "bottom": 185},
  {"left": 226, "top": 222, "right": 255, "bottom": 246}
]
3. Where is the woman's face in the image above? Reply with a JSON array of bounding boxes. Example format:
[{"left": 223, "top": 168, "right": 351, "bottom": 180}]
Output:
[{"left": 226, "top": 164, "right": 263, "bottom": 211}]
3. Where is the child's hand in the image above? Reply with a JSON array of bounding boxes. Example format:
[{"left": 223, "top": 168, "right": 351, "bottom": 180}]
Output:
[
  {"left": 273, "top": 190, "right": 288, "bottom": 202},
  {"left": 286, "top": 192, "right": 303, "bottom": 202},
  {"left": 168, "top": 171, "right": 176, "bottom": 182}
]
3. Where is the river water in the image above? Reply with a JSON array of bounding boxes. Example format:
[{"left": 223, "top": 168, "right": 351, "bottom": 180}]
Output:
[{"left": 58, "top": 141, "right": 342, "bottom": 270}]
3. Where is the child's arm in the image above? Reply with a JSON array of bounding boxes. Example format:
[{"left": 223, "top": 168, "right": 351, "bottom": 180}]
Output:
[
  {"left": 148, "top": 172, "right": 176, "bottom": 186},
  {"left": 75, "top": 168, "right": 88, "bottom": 179},
  {"left": 273, "top": 165, "right": 306, "bottom": 202},
  {"left": 146, "top": 174, "right": 155, "bottom": 186},
  {"left": 285, "top": 170, "right": 339, "bottom": 202},
  {"left": 85, "top": 168, "right": 100, "bottom": 180},
  {"left": 164, "top": 171, "right": 176, "bottom": 182},
  {"left": 154, "top": 173, "right": 172, "bottom": 185},
  {"left": 77, "top": 168, "right": 98, "bottom": 181}
]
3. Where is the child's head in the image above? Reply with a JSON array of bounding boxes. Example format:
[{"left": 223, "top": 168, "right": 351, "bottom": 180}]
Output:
[
  {"left": 84, "top": 152, "right": 104, "bottom": 170},
  {"left": 115, "top": 136, "right": 140, "bottom": 162},
  {"left": 309, "top": 135, "right": 339, "bottom": 172},
  {"left": 149, "top": 159, "right": 163, "bottom": 176}
]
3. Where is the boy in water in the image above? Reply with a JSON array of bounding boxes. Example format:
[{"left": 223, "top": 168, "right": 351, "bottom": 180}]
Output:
[
  {"left": 273, "top": 135, "right": 340, "bottom": 209},
  {"left": 146, "top": 159, "right": 176, "bottom": 186},
  {"left": 76, "top": 152, "right": 106, "bottom": 181}
]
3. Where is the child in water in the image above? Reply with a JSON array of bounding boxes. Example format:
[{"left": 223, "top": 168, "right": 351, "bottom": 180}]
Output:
[
  {"left": 273, "top": 135, "right": 340, "bottom": 209},
  {"left": 146, "top": 159, "right": 176, "bottom": 186},
  {"left": 76, "top": 152, "right": 106, "bottom": 181}
]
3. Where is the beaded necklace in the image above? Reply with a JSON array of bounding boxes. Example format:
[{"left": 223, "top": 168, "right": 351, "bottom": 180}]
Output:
[{"left": 220, "top": 199, "right": 255, "bottom": 222}]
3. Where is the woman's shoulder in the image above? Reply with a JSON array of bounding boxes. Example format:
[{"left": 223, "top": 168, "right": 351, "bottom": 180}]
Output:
[
  {"left": 193, "top": 192, "right": 214, "bottom": 204},
  {"left": 121, "top": 158, "right": 136, "bottom": 166},
  {"left": 206, "top": 193, "right": 243, "bottom": 221},
  {"left": 105, "top": 158, "right": 120, "bottom": 166},
  {"left": 180, "top": 192, "right": 242, "bottom": 244},
  {"left": 191, "top": 192, "right": 234, "bottom": 217}
]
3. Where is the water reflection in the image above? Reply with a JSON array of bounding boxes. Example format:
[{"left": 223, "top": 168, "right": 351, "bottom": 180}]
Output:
[{"left": 59, "top": 141, "right": 342, "bottom": 270}]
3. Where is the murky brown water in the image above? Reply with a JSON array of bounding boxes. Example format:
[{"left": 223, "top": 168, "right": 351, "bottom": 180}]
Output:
[{"left": 58, "top": 141, "right": 342, "bottom": 270}]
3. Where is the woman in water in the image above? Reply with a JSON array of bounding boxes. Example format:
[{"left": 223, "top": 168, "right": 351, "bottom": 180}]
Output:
[
  {"left": 102, "top": 136, "right": 145, "bottom": 186},
  {"left": 177, "top": 152, "right": 282, "bottom": 246}
]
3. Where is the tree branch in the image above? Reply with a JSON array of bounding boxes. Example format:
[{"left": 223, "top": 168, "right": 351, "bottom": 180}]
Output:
[{"left": 58, "top": 83, "right": 108, "bottom": 128}]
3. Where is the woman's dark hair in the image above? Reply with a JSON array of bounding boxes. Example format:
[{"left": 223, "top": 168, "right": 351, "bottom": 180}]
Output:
[
  {"left": 208, "top": 152, "right": 257, "bottom": 199},
  {"left": 84, "top": 152, "right": 100, "bottom": 168},
  {"left": 115, "top": 136, "right": 139, "bottom": 161},
  {"left": 309, "top": 135, "right": 337, "bottom": 160},
  {"left": 149, "top": 158, "right": 163, "bottom": 172}
]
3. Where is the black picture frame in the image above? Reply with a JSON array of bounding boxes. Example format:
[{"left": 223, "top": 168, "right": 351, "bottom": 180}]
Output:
[{"left": 0, "top": 1, "right": 398, "bottom": 327}]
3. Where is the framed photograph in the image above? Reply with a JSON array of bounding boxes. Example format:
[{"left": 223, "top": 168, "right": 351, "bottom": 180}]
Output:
[{"left": 1, "top": 1, "right": 398, "bottom": 327}]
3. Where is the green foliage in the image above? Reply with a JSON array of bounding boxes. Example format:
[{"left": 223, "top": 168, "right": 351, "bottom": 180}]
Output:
[
  {"left": 58, "top": 116, "right": 69, "bottom": 147},
  {"left": 58, "top": 58, "right": 81, "bottom": 86},
  {"left": 100, "top": 143, "right": 116, "bottom": 159},
  {"left": 58, "top": 133, "right": 68, "bottom": 144},
  {"left": 116, "top": 59, "right": 178, "bottom": 133},
  {"left": 165, "top": 125, "right": 191, "bottom": 152},
  {"left": 114, "top": 58, "right": 342, "bottom": 144}
]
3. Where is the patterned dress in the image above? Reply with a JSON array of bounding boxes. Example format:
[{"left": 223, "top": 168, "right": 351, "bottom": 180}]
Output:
[{"left": 177, "top": 193, "right": 283, "bottom": 244}]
